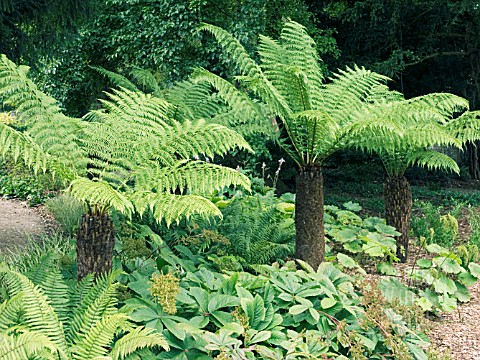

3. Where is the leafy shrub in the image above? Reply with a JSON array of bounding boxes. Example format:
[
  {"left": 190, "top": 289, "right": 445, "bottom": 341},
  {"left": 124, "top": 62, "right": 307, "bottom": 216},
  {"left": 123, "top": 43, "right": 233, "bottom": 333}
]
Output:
[
  {"left": 410, "top": 200, "right": 463, "bottom": 247},
  {"left": 325, "top": 202, "right": 400, "bottom": 275},
  {"left": 380, "top": 242, "right": 480, "bottom": 313},
  {"left": 45, "top": 194, "right": 84, "bottom": 236},
  {"left": 0, "top": 160, "right": 56, "bottom": 205}
]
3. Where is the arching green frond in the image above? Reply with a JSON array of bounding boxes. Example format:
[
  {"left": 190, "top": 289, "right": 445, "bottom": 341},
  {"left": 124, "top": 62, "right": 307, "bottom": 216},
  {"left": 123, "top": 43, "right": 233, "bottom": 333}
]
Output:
[
  {"left": 0, "top": 293, "right": 23, "bottom": 331},
  {"left": 0, "top": 269, "right": 68, "bottom": 353},
  {"left": 70, "top": 313, "right": 129, "bottom": 360},
  {"left": 130, "top": 67, "right": 161, "bottom": 95},
  {"left": 324, "top": 66, "right": 391, "bottom": 125},
  {"left": 0, "top": 332, "right": 60, "bottom": 360},
  {"left": 135, "top": 160, "right": 251, "bottom": 194},
  {"left": 406, "top": 150, "right": 460, "bottom": 174},
  {"left": 90, "top": 66, "right": 139, "bottom": 92},
  {"left": 69, "top": 178, "right": 134, "bottom": 216},
  {"left": 68, "top": 283, "right": 120, "bottom": 347},
  {"left": 288, "top": 110, "right": 338, "bottom": 163},
  {"left": 40, "top": 269, "right": 71, "bottom": 324},
  {"left": 446, "top": 111, "right": 480, "bottom": 143},
  {"left": 110, "top": 326, "right": 169, "bottom": 360},
  {"left": 402, "top": 124, "right": 461, "bottom": 149},
  {"left": 66, "top": 272, "right": 119, "bottom": 344},
  {"left": 192, "top": 67, "right": 274, "bottom": 135},
  {"left": 403, "top": 93, "right": 469, "bottom": 120},
  {"left": 130, "top": 192, "right": 222, "bottom": 227},
  {"left": 198, "top": 23, "right": 263, "bottom": 79},
  {"left": 165, "top": 79, "right": 225, "bottom": 121},
  {"left": 0, "top": 122, "right": 49, "bottom": 173},
  {"left": 0, "top": 55, "right": 87, "bottom": 173}
]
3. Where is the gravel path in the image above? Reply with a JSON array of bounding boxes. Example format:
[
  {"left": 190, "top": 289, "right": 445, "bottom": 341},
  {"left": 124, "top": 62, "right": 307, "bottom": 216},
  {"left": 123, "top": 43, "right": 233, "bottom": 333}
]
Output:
[
  {"left": 428, "top": 281, "right": 480, "bottom": 359},
  {"left": 0, "top": 198, "right": 47, "bottom": 252}
]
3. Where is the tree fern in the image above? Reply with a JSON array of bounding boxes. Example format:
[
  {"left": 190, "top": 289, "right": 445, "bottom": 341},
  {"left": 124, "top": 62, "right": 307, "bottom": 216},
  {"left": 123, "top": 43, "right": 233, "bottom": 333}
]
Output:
[{"left": 0, "top": 53, "right": 253, "bottom": 277}]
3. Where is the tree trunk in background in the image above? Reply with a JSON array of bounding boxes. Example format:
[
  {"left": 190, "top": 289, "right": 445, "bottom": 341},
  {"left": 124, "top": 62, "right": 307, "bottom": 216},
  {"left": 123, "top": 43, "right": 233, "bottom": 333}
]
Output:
[
  {"left": 76, "top": 213, "right": 115, "bottom": 280},
  {"left": 468, "top": 142, "right": 480, "bottom": 180},
  {"left": 384, "top": 176, "right": 412, "bottom": 263},
  {"left": 295, "top": 166, "right": 324, "bottom": 269}
]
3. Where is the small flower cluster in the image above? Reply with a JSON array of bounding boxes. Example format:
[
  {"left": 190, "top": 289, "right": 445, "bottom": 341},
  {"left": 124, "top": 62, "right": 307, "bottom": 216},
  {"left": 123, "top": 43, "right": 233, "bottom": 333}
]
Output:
[{"left": 149, "top": 272, "right": 180, "bottom": 315}]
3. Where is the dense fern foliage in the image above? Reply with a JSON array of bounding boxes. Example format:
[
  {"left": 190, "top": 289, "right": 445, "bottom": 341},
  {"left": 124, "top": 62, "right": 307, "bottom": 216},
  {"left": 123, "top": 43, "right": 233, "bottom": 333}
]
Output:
[
  {"left": 219, "top": 196, "right": 295, "bottom": 264},
  {"left": 0, "top": 54, "right": 252, "bottom": 225},
  {"left": 0, "top": 260, "right": 168, "bottom": 359}
]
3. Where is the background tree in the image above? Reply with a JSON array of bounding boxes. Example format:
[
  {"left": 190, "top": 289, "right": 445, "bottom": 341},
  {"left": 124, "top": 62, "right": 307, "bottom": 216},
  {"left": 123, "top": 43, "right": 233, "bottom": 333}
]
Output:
[{"left": 0, "top": 0, "right": 92, "bottom": 63}]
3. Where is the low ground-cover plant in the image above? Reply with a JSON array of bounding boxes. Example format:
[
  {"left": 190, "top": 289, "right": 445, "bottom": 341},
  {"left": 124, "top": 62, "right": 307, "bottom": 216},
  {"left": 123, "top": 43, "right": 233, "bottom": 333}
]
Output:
[
  {"left": 120, "top": 244, "right": 431, "bottom": 359},
  {"left": 0, "top": 159, "right": 57, "bottom": 205},
  {"left": 379, "top": 242, "right": 480, "bottom": 313}
]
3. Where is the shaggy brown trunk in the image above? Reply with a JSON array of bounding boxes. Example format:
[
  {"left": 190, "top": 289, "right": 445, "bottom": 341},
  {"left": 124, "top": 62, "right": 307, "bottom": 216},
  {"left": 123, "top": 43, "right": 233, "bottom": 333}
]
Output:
[
  {"left": 384, "top": 176, "right": 412, "bottom": 263},
  {"left": 76, "top": 213, "right": 115, "bottom": 280},
  {"left": 295, "top": 166, "right": 324, "bottom": 269}
]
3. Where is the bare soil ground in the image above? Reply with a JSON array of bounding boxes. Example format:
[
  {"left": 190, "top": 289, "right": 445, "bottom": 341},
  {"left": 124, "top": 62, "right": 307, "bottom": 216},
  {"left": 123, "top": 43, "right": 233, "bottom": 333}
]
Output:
[{"left": 0, "top": 198, "right": 48, "bottom": 252}]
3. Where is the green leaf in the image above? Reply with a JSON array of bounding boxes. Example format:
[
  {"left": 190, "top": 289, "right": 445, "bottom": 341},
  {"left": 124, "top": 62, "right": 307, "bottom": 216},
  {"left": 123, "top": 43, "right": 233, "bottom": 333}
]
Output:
[
  {"left": 468, "top": 262, "right": 480, "bottom": 278},
  {"left": 377, "top": 262, "right": 397, "bottom": 275},
  {"left": 374, "top": 223, "right": 400, "bottom": 236},
  {"left": 207, "top": 295, "right": 240, "bottom": 312},
  {"left": 336, "top": 253, "right": 358, "bottom": 269},
  {"left": 342, "top": 201, "right": 362, "bottom": 212},
  {"left": 458, "top": 272, "right": 478, "bottom": 286},
  {"left": 289, "top": 304, "right": 309, "bottom": 315},
  {"left": 416, "top": 297, "right": 433, "bottom": 312},
  {"left": 454, "top": 281, "right": 471, "bottom": 303},
  {"left": 433, "top": 257, "right": 464, "bottom": 274},
  {"left": 320, "top": 297, "right": 337, "bottom": 309},
  {"left": 416, "top": 259, "right": 432, "bottom": 269},
  {"left": 433, "top": 275, "right": 457, "bottom": 295},
  {"left": 250, "top": 330, "right": 271, "bottom": 344}
]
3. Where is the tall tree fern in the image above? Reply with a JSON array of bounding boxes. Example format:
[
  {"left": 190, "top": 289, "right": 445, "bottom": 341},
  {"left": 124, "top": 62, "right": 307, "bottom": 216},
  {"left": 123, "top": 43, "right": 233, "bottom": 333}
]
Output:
[
  {"left": 195, "top": 21, "right": 407, "bottom": 268},
  {"left": 0, "top": 54, "right": 252, "bottom": 278},
  {"left": 352, "top": 94, "right": 474, "bottom": 261}
]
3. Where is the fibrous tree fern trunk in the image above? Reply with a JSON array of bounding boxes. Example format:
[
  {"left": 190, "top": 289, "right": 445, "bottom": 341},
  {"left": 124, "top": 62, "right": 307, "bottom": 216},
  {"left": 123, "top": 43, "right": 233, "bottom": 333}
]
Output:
[
  {"left": 384, "top": 176, "right": 412, "bottom": 263},
  {"left": 295, "top": 167, "right": 324, "bottom": 269},
  {"left": 76, "top": 213, "right": 115, "bottom": 280}
]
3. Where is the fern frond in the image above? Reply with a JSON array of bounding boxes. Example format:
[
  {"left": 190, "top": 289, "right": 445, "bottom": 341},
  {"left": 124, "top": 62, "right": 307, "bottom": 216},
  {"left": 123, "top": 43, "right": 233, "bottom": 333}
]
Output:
[
  {"left": 198, "top": 23, "right": 263, "bottom": 79},
  {"left": 0, "top": 55, "right": 87, "bottom": 174},
  {"left": 0, "top": 269, "right": 68, "bottom": 353},
  {"left": 40, "top": 269, "right": 71, "bottom": 324},
  {"left": 69, "top": 178, "right": 135, "bottom": 216},
  {"left": 406, "top": 150, "right": 460, "bottom": 173},
  {"left": 67, "top": 271, "right": 120, "bottom": 344},
  {"left": 0, "top": 293, "right": 23, "bottom": 331},
  {"left": 130, "top": 67, "right": 161, "bottom": 94},
  {"left": 135, "top": 160, "right": 250, "bottom": 194},
  {"left": 70, "top": 313, "right": 129, "bottom": 360},
  {"left": 447, "top": 111, "right": 480, "bottom": 143},
  {"left": 90, "top": 66, "right": 140, "bottom": 92},
  {"left": 109, "top": 326, "right": 169, "bottom": 360},
  {"left": 323, "top": 65, "right": 391, "bottom": 126},
  {"left": 130, "top": 192, "right": 222, "bottom": 227},
  {"left": 0, "top": 331, "right": 60, "bottom": 360}
]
